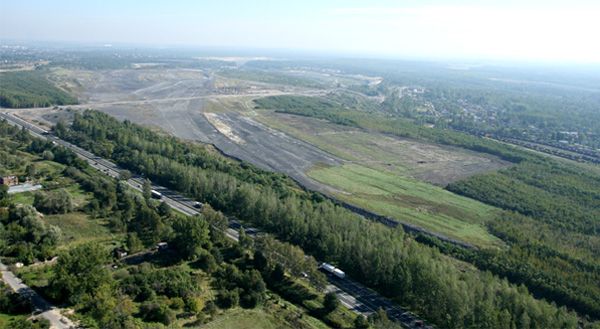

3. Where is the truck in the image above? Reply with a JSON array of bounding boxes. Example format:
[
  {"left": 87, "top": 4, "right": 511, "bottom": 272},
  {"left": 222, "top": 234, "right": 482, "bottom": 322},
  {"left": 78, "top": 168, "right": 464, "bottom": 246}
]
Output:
[
  {"left": 319, "top": 262, "right": 346, "bottom": 279},
  {"left": 151, "top": 189, "right": 162, "bottom": 199}
]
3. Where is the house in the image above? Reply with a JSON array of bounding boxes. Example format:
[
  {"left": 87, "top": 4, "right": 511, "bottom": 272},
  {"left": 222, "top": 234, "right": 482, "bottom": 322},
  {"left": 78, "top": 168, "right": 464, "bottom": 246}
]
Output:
[
  {"left": 0, "top": 175, "right": 18, "bottom": 186},
  {"left": 113, "top": 248, "right": 128, "bottom": 259}
]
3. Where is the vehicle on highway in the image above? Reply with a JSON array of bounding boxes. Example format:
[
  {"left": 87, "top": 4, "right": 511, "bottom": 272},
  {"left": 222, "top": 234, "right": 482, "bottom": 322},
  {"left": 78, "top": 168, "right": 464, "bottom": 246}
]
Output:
[
  {"left": 319, "top": 262, "right": 346, "bottom": 279},
  {"left": 151, "top": 189, "right": 162, "bottom": 199},
  {"left": 193, "top": 201, "right": 202, "bottom": 208}
]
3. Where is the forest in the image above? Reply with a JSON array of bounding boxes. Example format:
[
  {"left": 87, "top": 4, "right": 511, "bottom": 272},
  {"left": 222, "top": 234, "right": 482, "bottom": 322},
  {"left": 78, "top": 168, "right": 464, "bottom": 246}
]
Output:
[
  {"left": 51, "top": 110, "right": 599, "bottom": 329},
  {"left": 0, "top": 70, "right": 77, "bottom": 108}
]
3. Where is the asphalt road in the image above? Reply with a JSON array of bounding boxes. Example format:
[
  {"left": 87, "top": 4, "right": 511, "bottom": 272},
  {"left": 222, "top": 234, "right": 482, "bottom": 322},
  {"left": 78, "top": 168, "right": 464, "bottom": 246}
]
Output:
[
  {"left": 0, "top": 262, "right": 76, "bottom": 329},
  {"left": 0, "top": 111, "right": 433, "bottom": 329}
]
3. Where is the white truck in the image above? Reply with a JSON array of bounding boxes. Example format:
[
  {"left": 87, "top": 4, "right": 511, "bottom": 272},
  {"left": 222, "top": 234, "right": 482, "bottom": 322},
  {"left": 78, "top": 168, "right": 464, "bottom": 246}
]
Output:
[
  {"left": 319, "top": 262, "right": 346, "bottom": 279},
  {"left": 151, "top": 189, "right": 162, "bottom": 199}
]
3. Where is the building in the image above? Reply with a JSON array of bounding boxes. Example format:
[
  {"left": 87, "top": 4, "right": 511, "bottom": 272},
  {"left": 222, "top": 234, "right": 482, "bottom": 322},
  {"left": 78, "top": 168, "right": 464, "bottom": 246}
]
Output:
[
  {"left": 113, "top": 248, "right": 128, "bottom": 259},
  {"left": 157, "top": 242, "right": 169, "bottom": 251},
  {"left": 0, "top": 175, "right": 18, "bottom": 186}
]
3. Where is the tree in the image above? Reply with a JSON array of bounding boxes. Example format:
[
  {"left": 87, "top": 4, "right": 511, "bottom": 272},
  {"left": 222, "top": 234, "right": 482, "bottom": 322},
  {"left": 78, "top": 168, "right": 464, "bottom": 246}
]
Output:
[
  {"left": 202, "top": 205, "right": 228, "bottom": 243},
  {"left": 323, "top": 292, "right": 340, "bottom": 314},
  {"left": 25, "top": 163, "right": 37, "bottom": 178},
  {"left": 253, "top": 250, "right": 268, "bottom": 272},
  {"left": 171, "top": 215, "right": 210, "bottom": 260},
  {"left": 9, "top": 318, "right": 50, "bottom": 329},
  {"left": 0, "top": 184, "right": 8, "bottom": 204},
  {"left": 139, "top": 299, "right": 175, "bottom": 325},
  {"left": 238, "top": 227, "right": 253, "bottom": 249},
  {"left": 157, "top": 201, "right": 172, "bottom": 218},
  {"left": 50, "top": 243, "right": 113, "bottom": 304},
  {"left": 53, "top": 119, "right": 67, "bottom": 136},
  {"left": 2, "top": 205, "right": 61, "bottom": 263},
  {"left": 41, "top": 150, "right": 54, "bottom": 161},
  {"left": 118, "top": 170, "right": 131, "bottom": 181},
  {"left": 142, "top": 179, "right": 152, "bottom": 201},
  {"left": 354, "top": 315, "right": 370, "bottom": 329},
  {"left": 217, "top": 289, "right": 239, "bottom": 309},
  {"left": 131, "top": 204, "right": 166, "bottom": 246},
  {"left": 126, "top": 232, "right": 143, "bottom": 254},
  {"left": 33, "top": 189, "right": 73, "bottom": 214}
]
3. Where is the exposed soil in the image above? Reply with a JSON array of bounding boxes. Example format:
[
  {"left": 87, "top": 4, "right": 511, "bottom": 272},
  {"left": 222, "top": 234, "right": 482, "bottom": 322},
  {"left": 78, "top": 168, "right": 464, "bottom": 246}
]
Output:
[{"left": 258, "top": 113, "right": 511, "bottom": 186}]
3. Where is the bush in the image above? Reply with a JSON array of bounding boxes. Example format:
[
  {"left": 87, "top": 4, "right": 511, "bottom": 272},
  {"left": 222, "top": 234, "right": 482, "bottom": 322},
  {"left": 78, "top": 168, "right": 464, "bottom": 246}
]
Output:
[
  {"left": 323, "top": 292, "right": 340, "bottom": 314},
  {"left": 169, "top": 297, "right": 185, "bottom": 310},
  {"left": 216, "top": 289, "right": 239, "bottom": 309},
  {"left": 139, "top": 300, "right": 175, "bottom": 325},
  {"left": 203, "top": 300, "right": 218, "bottom": 317},
  {"left": 33, "top": 189, "right": 73, "bottom": 214},
  {"left": 9, "top": 318, "right": 51, "bottom": 329}
]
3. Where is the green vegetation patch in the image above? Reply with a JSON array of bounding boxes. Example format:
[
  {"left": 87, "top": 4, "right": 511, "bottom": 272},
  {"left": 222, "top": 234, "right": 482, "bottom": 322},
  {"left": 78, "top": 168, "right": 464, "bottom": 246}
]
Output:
[
  {"left": 200, "top": 308, "right": 296, "bottom": 329},
  {"left": 309, "top": 164, "right": 502, "bottom": 248},
  {"left": 44, "top": 213, "right": 115, "bottom": 249},
  {"left": 0, "top": 70, "right": 77, "bottom": 108}
]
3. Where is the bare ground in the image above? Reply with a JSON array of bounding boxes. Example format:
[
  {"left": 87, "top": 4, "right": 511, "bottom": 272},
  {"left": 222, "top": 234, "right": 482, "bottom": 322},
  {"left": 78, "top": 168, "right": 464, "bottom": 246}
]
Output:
[{"left": 255, "top": 112, "right": 511, "bottom": 186}]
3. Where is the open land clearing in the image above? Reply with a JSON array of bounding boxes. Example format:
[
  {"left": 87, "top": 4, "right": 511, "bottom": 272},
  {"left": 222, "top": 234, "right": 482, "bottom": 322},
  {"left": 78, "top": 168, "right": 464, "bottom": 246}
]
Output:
[
  {"left": 256, "top": 112, "right": 510, "bottom": 186},
  {"left": 15, "top": 66, "right": 510, "bottom": 247}
]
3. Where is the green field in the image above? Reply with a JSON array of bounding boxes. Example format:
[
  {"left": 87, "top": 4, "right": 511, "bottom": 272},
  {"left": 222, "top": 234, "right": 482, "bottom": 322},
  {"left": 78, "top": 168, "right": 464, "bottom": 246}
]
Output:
[
  {"left": 200, "top": 308, "right": 295, "bottom": 329},
  {"left": 198, "top": 306, "right": 332, "bottom": 329},
  {"left": 308, "top": 163, "right": 503, "bottom": 248},
  {"left": 44, "top": 212, "right": 117, "bottom": 249}
]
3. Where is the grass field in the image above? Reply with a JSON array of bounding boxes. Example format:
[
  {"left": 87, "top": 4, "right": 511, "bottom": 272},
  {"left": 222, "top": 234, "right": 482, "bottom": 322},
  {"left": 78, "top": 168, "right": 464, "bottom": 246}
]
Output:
[
  {"left": 44, "top": 213, "right": 117, "bottom": 250},
  {"left": 197, "top": 305, "right": 333, "bottom": 329},
  {"left": 308, "top": 163, "right": 503, "bottom": 248},
  {"left": 200, "top": 308, "right": 296, "bottom": 329}
]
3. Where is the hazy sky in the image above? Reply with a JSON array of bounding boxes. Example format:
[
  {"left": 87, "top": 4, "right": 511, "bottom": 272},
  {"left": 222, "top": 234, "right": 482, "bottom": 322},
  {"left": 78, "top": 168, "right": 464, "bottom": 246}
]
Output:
[{"left": 1, "top": 0, "right": 600, "bottom": 63}]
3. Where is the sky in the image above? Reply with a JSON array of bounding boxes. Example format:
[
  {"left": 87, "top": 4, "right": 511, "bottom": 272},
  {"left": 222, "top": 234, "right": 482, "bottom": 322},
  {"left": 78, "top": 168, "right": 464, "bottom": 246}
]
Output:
[{"left": 1, "top": 0, "right": 600, "bottom": 63}]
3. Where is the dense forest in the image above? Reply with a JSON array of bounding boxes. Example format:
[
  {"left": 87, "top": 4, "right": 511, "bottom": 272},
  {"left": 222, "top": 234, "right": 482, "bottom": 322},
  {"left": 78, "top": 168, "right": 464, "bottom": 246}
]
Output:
[
  {"left": 51, "top": 110, "right": 598, "bottom": 329},
  {"left": 254, "top": 95, "right": 600, "bottom": 320},
  {"left": 0, "top": 70, "right": 77, "bottom": 108}
]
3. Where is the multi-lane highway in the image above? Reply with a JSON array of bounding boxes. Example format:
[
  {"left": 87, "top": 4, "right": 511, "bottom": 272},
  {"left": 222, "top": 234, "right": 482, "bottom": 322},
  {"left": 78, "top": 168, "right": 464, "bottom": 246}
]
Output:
[{"left": 0, "top": 111, "right": 432, "bottom": 329}]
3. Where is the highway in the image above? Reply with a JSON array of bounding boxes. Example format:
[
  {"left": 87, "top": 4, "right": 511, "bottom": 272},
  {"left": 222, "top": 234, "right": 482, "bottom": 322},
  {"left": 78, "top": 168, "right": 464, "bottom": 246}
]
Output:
[{"left": 0, "top": 111, "right": 433, "bottom": 329}]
